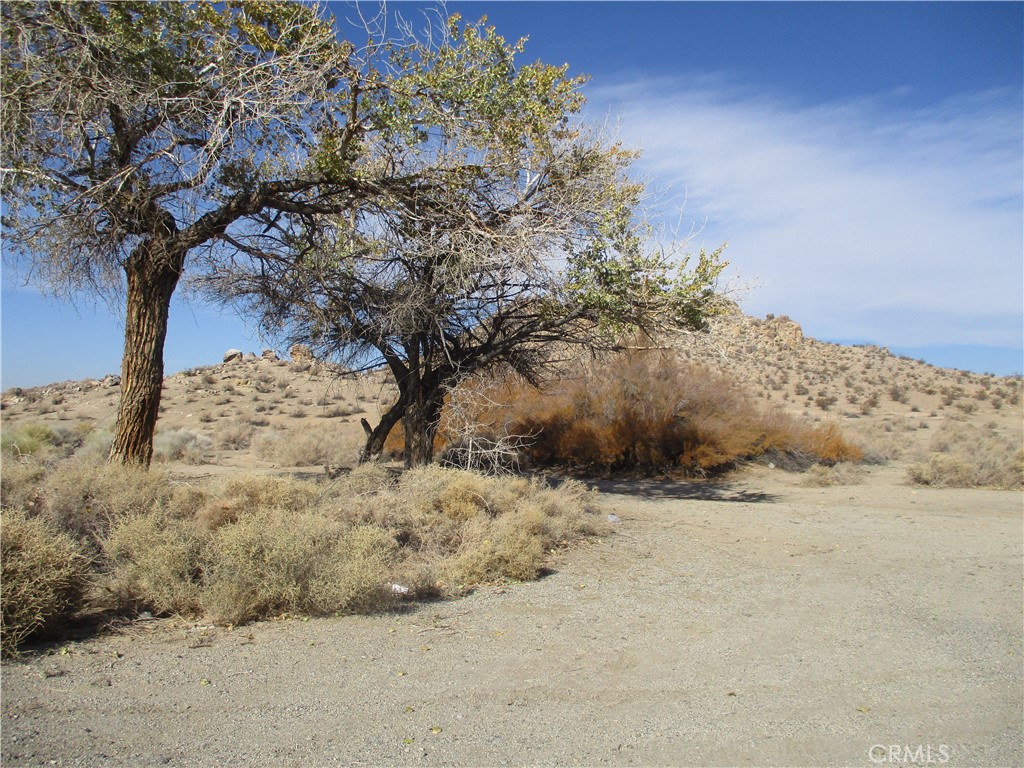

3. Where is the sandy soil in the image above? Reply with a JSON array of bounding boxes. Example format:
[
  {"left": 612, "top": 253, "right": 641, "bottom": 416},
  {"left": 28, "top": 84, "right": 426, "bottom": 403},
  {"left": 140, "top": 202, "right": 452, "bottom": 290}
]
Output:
[{"left": 3, "top": 462, "right": 1021, "bottom": 767}]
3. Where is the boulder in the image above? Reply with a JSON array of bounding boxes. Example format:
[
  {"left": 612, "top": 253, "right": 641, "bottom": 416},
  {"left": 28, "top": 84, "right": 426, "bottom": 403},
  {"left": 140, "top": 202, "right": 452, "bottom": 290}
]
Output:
[
  {"left": 223, "top": 348, "right": 243, "bottom": 363},
  {"left": 261, "top": 349, "right": 280, "bottom": 361},
  {"left": 102, "top": 374, "right": 121, "bottom": 388},
  {"left": 289, "top": 343, "right": 313, "bottom": 362}
]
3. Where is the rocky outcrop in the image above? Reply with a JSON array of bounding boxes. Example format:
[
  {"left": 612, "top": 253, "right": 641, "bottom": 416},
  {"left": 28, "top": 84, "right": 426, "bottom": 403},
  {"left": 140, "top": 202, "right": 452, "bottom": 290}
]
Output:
[
  {"left": 289, "top": 344, "right": 313, "bottom": 362},
  {"left": 709, "top": 311, "right": 805, "bottom": 354}
]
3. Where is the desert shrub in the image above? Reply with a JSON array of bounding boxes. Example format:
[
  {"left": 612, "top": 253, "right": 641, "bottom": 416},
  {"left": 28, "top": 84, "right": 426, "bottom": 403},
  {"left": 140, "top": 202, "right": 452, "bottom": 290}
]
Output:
[
  {"left": 907, "top": 421, "right": 1023, "bottom": 489},
  {"left": 40, "top": 461, "right": 176, "bottom": 549},
  {"left": 73, "top": 428, "right": 114, "bottom": 462},
  {"left": 845, "top": 418, "right": 919, "bottom": 463},
  {"left": 323, "top": 404, "right": 353, "bottom": 418},
  {"left": 334, "top": 462, "right": 394, "bottom": 496},
  {"left": 100, "top": 509, "right": 207, "bottom": 616},
  {"left": 1, "top": 509, "right": 90, "bottom": 656},
  {"left": 801, "top": 462, "right": 865, "bottom": 487},
  {"left": 1, "top": 423, "right": 58, "bottom": 458},
  {"left": 253, "top": 425, "right": 362, "bottom": 466},
  {"left": 352, "top": 466, "right": 607, "bottom": 590},
  {"left": 2, "top": 458, "right": 607, "bottom": 641},
  {"left": 457, "top": 353, "right": 861, "bottom": 476},
  {"left": 888, "top": 384, "right": 909, "bottom": 404},
  {"left": 196, "top": 474, "right": 319, "bottom": 531},
  {"left": 815, "top": 394, "right": 837, "bottom": 411},
  {"left": 217, "top": 423, "right": 254, "bottom": 450},
  {"left": 1, "top": 456, "right": 47, "bottom": 512},
  {"left": 152, "top": 429, "right": 212, "bottom": 464},
  {"left": 202, "top": 512, "right": 396, "bottom": 625}
]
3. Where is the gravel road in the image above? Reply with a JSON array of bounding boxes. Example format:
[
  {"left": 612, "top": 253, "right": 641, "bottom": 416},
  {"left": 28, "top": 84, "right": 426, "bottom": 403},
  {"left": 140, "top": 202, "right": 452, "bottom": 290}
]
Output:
[{"left": 3, "top": 464, "right": 1021, "bottom": 767}]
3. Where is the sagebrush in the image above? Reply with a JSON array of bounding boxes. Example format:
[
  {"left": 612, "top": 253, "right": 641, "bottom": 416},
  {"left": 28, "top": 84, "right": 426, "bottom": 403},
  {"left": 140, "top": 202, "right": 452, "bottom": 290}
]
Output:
[{"left": 0, "top": 460, "right": 605, "bottom": 654}]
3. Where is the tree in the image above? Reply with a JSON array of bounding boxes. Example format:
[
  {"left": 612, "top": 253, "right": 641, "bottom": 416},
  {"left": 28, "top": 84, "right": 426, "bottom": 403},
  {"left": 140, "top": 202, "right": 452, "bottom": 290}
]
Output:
[
  {"left": 211, "top": 14, "right": 728, "bottom": 467},
  {"left": 0, "top": 1, "right": 392, "bottom": 465}
]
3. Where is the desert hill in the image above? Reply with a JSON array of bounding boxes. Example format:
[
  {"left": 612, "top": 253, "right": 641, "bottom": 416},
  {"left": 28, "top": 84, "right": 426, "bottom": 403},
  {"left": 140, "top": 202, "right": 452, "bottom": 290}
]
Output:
[
  {"left": 1, "top": 309, "right": 1021, "bottom": 482},
  {"left": 3, "top": 311, "right": 1022, "bottom": 766}
]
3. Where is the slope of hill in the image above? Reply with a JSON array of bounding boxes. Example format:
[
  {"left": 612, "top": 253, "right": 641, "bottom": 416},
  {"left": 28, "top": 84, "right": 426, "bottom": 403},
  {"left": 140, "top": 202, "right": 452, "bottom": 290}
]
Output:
[{"left": 1, "top": 311, "right": 1021, "bottom": 481}]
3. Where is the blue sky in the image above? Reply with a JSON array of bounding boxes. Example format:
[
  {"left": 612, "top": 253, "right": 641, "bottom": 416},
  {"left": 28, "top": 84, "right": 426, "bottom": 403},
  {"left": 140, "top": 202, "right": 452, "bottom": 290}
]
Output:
[{"left": 2, "top": 1, "right": 1022, "bottom": 388}]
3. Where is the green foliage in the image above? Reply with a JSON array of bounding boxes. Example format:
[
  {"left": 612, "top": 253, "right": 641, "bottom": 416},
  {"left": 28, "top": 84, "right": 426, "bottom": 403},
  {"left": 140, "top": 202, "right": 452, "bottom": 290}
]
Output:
[{"left": 1, "top": 423, "right": 57, "bottom": 458}]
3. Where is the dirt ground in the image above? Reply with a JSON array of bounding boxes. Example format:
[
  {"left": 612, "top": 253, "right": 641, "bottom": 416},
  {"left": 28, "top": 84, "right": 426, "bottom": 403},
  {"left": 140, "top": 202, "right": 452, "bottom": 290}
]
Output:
[{"left": 2, "top": 461, "right": 1021, "bottom": 767}]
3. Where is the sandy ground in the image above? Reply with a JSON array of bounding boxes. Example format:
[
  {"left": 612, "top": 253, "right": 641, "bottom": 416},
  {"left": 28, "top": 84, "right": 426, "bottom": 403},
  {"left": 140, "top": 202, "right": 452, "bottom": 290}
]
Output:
[{"left": 2, "top": 462, "right": 1021, "bottom": 767}]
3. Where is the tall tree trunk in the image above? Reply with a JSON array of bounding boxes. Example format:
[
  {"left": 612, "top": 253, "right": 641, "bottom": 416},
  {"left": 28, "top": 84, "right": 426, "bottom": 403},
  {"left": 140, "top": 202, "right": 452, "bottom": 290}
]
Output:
[
  {"left": 108, "top": 241, "right": 184, "bottom": 467},
  {"left": 403, "top": 389, "right": 445, "bottom": 468}
]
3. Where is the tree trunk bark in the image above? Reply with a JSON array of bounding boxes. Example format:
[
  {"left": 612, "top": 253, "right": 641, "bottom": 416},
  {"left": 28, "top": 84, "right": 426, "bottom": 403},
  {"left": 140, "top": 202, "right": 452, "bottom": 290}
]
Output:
[
  {"left": 403, "top": 389, "right": 445, "bottom": 468},
  {"left": 108, "top": 241, "right": 184, "bottom": 467},
  {"left": 360, "top": 399, "right": 406, "bottom": 463}
]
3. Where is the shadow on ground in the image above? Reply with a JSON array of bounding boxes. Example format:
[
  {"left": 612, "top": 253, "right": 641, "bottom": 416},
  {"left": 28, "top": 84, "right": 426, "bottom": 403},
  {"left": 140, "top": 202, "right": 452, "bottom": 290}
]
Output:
[{"left": 541, "top": 471, "right": 780, "bottom": 504}]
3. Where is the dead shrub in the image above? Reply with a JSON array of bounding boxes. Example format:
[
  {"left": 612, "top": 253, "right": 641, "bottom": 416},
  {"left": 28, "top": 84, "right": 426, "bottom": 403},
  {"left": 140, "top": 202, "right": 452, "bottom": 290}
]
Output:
[
  {"left": 1, "top": 509, "right": 90, "bottom": 656},
  {"left": 461, "top": 353, "right": 861, "bottom": 476},
  {"left": 40, "top": 461, "right": 176, "bottom": 549},
  {"left": 100, "top": 509, "right": 207, "bottom": 616},
  {"left": 217, "top": 423, "right": 255, "bottom": 450},
  {"left": 202, "top": 511, "right": 396, "bottom": 625},
  {"left": 253, "top": 425, "right": 362, "bottom": 466},
  {"left": 152, "top": 429, "right": 212, "bottom": 464},
  {"left": 907, "top": 421, "right": 1023, "bottom": 489}
]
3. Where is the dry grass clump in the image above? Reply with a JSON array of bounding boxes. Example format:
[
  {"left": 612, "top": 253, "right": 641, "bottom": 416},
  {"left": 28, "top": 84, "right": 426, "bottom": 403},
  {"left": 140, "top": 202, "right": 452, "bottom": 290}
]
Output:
[
  {"left": 0, "top": 459, "right": 604, "bottom": 653},
  {"left": 907, "top": 421, "right": 1023, "bottom": 489},
  {"left": 152, "top": 429, "right": 212, "bottom": 464},
  {"left": 1, "top": 509, "right": 90, "bottom": 657},
  {"left": 253, "top": 424, "right": 362, "bottom": 466},
  {"left": 800, "top": 462, "right": 865, "bottom": 487},
  {"left": 345, "top": 466, "right": 607, "bottom": 591},
  {"left": 39, "top": 461, "right": 179, "bottom": 550},
  {"left": 467, "top": 353, "right": 862, "bottom": 476},
  {"left": 202, "top": 515, "right": 396, "bottom": 626}
]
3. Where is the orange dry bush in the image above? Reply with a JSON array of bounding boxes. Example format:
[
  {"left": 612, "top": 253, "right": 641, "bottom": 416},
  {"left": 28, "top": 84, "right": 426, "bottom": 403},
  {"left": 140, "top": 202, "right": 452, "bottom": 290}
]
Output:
[
  {"left": 462, "top": 353, "right": 861, "bottom": 475},
  {"left": 382, "top": 422, "right": 447, "bottom": 461}
]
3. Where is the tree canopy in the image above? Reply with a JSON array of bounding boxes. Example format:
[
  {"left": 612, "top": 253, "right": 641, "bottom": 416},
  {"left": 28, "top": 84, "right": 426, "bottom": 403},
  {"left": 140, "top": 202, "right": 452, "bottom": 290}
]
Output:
[
  {"left": 2, "top": 2, "right": 725, "bottom": 468},
  {"left": 209, "top": 13, "right": 727, "bottom": 466}
]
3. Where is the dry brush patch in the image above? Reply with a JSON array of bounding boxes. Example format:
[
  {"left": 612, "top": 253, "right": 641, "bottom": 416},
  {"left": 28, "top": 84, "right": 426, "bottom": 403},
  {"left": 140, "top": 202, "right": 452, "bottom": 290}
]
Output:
[
  {"left": 448, "top": 353, "right": 863, "bottom": 476},
  {"left": 0, "top": 458, "right": 606, "bottom": 655},
  {"left": 907, "top": 420, "right": 1023, "bottom": 489},
  {"left": 1, "top": 509, "right": 90, "bottom": 657}
]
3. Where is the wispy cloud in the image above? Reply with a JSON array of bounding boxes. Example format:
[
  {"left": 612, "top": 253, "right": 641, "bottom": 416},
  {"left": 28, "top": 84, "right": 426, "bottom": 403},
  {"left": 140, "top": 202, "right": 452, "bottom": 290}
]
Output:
[{"left": 590, "top": 79, "right": 1023, "bottom": 348}]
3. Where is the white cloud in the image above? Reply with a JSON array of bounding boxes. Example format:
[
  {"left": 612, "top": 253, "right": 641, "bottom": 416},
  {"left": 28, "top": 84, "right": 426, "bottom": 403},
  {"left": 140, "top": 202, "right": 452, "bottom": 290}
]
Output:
[{"left": 589, "top": 80, "right": 1024, "bottom": 348}]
